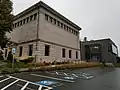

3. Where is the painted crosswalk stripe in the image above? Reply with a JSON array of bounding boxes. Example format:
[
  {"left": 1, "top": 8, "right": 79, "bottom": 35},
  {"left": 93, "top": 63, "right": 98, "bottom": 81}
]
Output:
[
  {"left": 1, "top": 79, "right": 19, "bottom": 90},
  {"left": 31, "top": 73, "right": 74, "bottom": 83},
  {"left": 20, "top": 82, "right": 29, "bottom": 90},
  {"left": 0, "top": 77, "right": 11, "bottom": 83}
]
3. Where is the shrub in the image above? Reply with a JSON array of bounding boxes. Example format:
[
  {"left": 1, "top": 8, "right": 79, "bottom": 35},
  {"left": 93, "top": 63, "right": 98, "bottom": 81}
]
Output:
[
  {"left": 20, "top": 56, "right": 34, "bottom": 64},
  {"left": 1, "top": 68, "right": 14, "bottom": 74}
]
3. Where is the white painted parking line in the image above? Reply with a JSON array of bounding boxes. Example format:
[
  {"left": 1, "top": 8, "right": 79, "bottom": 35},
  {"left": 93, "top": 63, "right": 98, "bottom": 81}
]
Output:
[
  {"left": 56, "top": 72, "right": 59, "bottom": 75},
  {"left": 20, "top": 82, "right": 29, "bottom": 90},
  {"left": 7, "top": 75, "right": 53, "bottom": 90},
  {"left": 17, "top": 84, "right": 34, "bottom": 90},
  {"left": 38, "top": 85, "right": 42, "bottom": 90},
  {"left": 0, "top": 77, "right": 11, "bottom": 83},
  {"left": 72, "top": 74, "right": 78, "bottom": 77},
  {"left": 1, "top": 79, "right": 19, "bottom": 90},
  {"left": 64, "top": 73, "right": 68, "bottom": 76},
  {"left": 31, "top": 73, "right": 74, "bottom": 83}
]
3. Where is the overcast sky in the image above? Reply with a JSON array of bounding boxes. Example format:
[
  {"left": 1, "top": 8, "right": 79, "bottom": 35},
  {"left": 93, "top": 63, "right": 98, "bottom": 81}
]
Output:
[{"left": 12, "top": 0, "right": 120, "bottom": 54}]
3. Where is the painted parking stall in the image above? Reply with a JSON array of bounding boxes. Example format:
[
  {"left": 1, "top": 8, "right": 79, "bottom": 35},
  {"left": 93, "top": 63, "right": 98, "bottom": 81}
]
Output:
[{"left": 0, "top": 75, "right": 52, "bottom": 90}]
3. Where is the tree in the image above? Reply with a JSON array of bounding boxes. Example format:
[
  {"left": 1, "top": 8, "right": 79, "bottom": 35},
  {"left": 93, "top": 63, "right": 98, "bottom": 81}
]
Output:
[{"left": 0, "top": 0, "right": 13, "bottom": 49}]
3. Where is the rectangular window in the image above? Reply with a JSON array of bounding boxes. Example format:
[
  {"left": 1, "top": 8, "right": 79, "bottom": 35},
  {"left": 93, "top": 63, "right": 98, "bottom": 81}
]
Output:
[
  {"left": 73, "top": 30, "right": 75, "bottom": 35},
  {"left": 69, "top": 50, "right": 72, "bottom": 58},
  {"left": 34, "top": 13, "right": 37, "bottom": 20},
  {"left": 66, "top": 26, "right": 69, "bottom": 31},
  {"left": 20, "top": 20, "right": 22, "bottom": 26},
  {"left": 76, "top": 51, "right": 78, "bottom": 59},
  {"left": 5, "top": 49, "right": 7, "bottom": 57},
  {"left": 17, "top": 22, "right": 19, "bottom": 27},
  {"left": 27, "top": 17, "right": 29, "bottom": 23},
  {"left": 29, "top": 44, "right": 33, "bottom": 56},
  {"left": 50, "top": 16, "right": 53, "bottom": 23},
  {"left": 23, "top": 19, "right": 26, "bottom": 24},
  {"left": 57, "top": 21, "right": 60, "bottom": 27},
  {"left": 30, "top": 15, "right": 33, "bottom": 21},
  {"left": 45, "top": 45, "right": 50, "bottom": 56},
  {"left": 15, "top": 23, "right": 17, "bottom": 28},
  {"left": 76, "top": 31, "right": 78, "bottom": 36},
  {"left": 64, "top": 24, "right": 66, "bottom": 30},
  {"left": 61, "top": 23, "right": 63, "bottom": 28},
  {"left": 19, "top": 46, "right": 23, "bottom": 57},
  {"left": 45, "top": 14, "right": 49, "bottom": 21},
  {"left": 53, "top": 19, "right": 56, "bottom": 24},
  {"left": 62, "top": 48, "right": 66, "bottom": 58}
]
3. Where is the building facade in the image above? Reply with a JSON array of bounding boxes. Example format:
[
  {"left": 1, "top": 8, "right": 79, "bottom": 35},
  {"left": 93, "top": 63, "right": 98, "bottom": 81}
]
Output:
[
  {"left": 80, "top": 38, "right": 118, "bottom": 63},
  {"left": 6, "top": 1, "right": 81, "bottom": 63}
]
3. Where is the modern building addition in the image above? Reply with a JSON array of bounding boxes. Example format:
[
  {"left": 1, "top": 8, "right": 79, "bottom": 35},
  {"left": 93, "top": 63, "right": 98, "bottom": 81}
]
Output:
[
  {"left": 80, "top": 38, "right": 118, "bottom": 63},
  {"left": 6, "top": 1, "right": 82, "bottom": 63}
]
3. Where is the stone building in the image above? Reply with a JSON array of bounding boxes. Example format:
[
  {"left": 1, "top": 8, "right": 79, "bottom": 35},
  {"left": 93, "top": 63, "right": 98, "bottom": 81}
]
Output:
[{"left": 6, "top": 1, "right": 82, "bottom": 63}]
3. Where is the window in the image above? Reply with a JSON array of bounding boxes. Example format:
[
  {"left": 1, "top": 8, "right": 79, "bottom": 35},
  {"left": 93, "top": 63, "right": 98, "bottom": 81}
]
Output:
[
  {"left": 75, "top": 31, "right": 78, "bottom": 36},
  {"left": 76, "top": 51, "right": 78, "bottom": 59},
  {"left": 69, "top": 50, "right": 72, "bottom": 58},
  {"left": 30, "top": 15, "right": 33, "bottom": 21},
  {"left": 73, "top": 30, "right": 75, "bottom": 35},
  {"left": 29, "top": 44, "right": 33, "bottom": 56},
  {"left": 15, "top": 23, "right": 17, "bottom": 28},
  {"left": 66, "top": 26, "right": 69, "bottom": 31},
  {"left": 27, "top": 17, "right": 29, "bottom": 23},
  {"left": 62, "top": 48, "right": 66, "bottom": 58},
  {"left": 20, "top": 20, "right": 22, "bottom": 26},
  {"left": 53, "top": 19, "right": 56, "bottom": 24},
  {"left": 61, "top": 23, "right": 63, "bottom": 28},
  {"left": 71, "top": 29, "right": 73, "bottom": 33},
  {"left": 64, "top": 24, "right": 66, "bottom": 30},
  {"left": 5, "top": 49, "right": 7, "bottom": 57},
  {"left": 23, "top": 19, "right": 26, "bottom": 24},
  {"left": 19, "top": 46, "right": 23, "bottom": 57},
  {"left": 12, "top": 24, "right": 14, "bottom": 28},
  {"left": 45, "top": 45, "right": 50, "bottom": 56},
  {"left": 69, "top": 28, "right": 72, "bottom": 32},
  {"left": 45, "top": 14, "right": 49, "bottom": 21},
  {"left": 57, "top": 21, "right": 60, "bottom": 27},
  {"left": 49, "top": 16, "right": 53, "bottom": 23},
  {"left": 34, "top": 13, "right": 37, "bottom": 20},
  {"left": 17, "top": 22, "right": 20, "bottom": 27}
]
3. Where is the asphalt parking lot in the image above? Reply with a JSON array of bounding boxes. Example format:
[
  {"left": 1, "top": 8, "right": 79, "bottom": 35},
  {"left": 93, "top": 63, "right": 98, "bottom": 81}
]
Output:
[{"left": 0, "top": 67, "right": 120, "bottom": 90}]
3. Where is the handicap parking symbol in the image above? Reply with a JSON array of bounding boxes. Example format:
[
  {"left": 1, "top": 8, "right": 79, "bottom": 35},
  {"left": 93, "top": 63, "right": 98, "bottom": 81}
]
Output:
[{"left": 36, "top": 80, "right": 59, "bottom": 86}]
